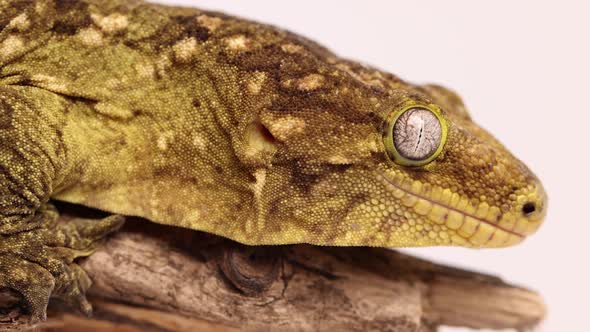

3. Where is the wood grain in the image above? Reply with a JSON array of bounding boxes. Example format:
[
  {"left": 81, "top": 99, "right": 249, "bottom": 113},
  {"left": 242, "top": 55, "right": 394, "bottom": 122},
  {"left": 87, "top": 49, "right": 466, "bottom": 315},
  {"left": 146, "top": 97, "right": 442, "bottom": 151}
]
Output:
[{"left": 0, "top": 209, "right": 545, "bottom": 332}]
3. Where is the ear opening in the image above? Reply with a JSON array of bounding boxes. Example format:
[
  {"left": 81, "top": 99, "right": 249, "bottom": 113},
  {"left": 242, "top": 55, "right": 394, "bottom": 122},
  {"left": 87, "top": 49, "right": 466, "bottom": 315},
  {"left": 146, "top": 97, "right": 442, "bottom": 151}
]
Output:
[
  {"left": 250, "top": 120, "right": 276, "bottom": 145},
  {"left": 242, "top": 118, "right": 278, "bottom": 167}
]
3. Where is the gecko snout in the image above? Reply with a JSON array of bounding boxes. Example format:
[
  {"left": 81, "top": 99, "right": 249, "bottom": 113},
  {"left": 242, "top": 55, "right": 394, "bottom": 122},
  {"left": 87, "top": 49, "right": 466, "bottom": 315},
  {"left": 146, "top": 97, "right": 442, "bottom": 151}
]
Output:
[{"left": 515, "top": 181, "right": 547, "bottom": 239}]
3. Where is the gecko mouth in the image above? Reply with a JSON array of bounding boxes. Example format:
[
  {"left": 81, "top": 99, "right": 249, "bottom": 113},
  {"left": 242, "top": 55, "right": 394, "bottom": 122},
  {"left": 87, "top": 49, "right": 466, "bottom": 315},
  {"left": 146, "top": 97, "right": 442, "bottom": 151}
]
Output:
[{"left": 376, "top": 172, "right": 528, "bottom": 247}]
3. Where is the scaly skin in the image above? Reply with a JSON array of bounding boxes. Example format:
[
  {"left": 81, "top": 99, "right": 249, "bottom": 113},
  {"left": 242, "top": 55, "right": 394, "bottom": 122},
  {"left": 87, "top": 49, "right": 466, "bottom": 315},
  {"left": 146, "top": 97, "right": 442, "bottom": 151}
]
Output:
[{"left": 0, "top": 0, "right": 547, "bottom": 322}]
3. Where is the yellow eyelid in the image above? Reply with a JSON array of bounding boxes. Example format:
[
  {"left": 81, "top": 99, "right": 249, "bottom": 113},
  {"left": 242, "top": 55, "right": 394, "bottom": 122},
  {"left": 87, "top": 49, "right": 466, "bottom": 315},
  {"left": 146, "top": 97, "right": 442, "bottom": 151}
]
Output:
[{"left": 383, "top": 102, "right": 449, "bottom": 167}]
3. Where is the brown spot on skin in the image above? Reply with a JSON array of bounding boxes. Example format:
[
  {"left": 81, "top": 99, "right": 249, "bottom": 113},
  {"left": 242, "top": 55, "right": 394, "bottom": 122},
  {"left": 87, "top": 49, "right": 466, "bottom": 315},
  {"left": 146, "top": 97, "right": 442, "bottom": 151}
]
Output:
[
  {"left": 53, "top": 0, "right": 92, "bottom": 35},
  {"left": 171, "top": 15, "right": 210, "bottom": 42},
  {"left": 290, "top": 164, "right": 353, "bottom": 195},
  {"left": 214, "top": 165, "right": 224, "bottom": 175}
]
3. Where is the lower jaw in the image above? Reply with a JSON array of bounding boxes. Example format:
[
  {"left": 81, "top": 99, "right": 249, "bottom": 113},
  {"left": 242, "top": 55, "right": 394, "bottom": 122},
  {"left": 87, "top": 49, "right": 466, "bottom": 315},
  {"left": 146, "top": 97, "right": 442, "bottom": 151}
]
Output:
[
  {"left": 376, "top": 172, "right": 526, "bottom": 248},
  {"left": 445, "top": 218, "right": 524, "bottom": 248}
]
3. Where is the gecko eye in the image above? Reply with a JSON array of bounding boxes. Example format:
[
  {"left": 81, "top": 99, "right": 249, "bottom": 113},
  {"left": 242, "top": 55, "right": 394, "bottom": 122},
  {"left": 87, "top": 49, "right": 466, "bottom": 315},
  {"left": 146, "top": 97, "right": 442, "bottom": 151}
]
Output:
[
  {"left": 384, "top": 105, "right": 448, "bottom": 167},
  {"left": 394, "top": 108, "right": 441, "bottom": 159}
]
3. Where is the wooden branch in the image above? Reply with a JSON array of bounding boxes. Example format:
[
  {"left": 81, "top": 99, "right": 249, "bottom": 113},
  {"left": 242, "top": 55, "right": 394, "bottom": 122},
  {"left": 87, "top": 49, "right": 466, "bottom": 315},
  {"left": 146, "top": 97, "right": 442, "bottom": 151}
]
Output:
[{"left": 0, "top": 209, "right": 545, "bottom": 332}]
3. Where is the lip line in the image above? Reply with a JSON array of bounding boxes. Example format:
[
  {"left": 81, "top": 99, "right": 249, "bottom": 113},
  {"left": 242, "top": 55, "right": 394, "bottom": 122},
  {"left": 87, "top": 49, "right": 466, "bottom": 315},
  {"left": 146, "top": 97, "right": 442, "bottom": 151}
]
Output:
[{"left": 379, "top": 173, "right": 525, "bottom": 239}]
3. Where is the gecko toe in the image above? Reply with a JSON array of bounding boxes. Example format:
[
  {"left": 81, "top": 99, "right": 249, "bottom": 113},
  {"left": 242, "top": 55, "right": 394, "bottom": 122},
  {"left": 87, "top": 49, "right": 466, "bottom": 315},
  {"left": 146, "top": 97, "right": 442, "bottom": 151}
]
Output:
[{"left": 0, "top": 204, "right": 124, "bottom": 322}]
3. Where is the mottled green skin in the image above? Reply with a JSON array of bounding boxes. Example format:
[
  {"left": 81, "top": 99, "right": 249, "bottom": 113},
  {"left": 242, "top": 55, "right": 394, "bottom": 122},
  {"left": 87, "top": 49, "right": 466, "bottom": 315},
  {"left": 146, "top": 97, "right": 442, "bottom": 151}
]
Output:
[{"left": 0, "top": 0, "right": 546, "bottom": 321}]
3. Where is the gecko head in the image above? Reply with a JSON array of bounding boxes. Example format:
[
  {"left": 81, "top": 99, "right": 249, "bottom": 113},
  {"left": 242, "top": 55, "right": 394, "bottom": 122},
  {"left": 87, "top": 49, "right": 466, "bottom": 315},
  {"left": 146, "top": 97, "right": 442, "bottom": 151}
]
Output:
[
  {"left": 242, "top": 65, "right": 546, "bottom": 248},
  {"left": 371, "top": 84, "right": 548, "bottom": 248}
]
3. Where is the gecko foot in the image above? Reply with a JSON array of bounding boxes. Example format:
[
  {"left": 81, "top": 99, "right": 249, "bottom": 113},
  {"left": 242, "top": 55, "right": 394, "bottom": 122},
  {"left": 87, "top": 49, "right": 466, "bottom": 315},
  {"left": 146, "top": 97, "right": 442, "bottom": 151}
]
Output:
[{"left": 0, "top": 204, "right": 124, "bottom": 322}]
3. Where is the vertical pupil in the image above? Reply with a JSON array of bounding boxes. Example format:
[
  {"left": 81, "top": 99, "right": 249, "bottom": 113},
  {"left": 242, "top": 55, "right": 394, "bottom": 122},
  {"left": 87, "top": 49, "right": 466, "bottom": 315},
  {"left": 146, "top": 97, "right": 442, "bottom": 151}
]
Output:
[{"left": 406, "top": 114, "right": 425, "bottom": 152}]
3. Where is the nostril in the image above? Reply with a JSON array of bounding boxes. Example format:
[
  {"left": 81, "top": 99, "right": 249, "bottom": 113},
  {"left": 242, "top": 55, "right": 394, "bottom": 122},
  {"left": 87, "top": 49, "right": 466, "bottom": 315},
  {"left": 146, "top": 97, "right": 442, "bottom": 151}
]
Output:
[{"left": 522, "top": 202, "right": 536, "bottom": 216}]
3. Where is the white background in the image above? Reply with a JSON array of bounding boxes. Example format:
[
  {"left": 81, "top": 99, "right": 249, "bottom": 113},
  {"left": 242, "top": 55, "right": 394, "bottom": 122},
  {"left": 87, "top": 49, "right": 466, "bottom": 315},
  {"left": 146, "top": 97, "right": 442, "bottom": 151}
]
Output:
[{"left": 154, "top": 1, "right": 588, "bottom": 331}]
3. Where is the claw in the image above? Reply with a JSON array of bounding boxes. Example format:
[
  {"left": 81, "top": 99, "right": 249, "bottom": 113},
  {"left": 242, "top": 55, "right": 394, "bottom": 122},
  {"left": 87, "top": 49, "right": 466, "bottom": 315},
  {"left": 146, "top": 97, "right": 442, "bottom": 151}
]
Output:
[{"left": 55, "top": 263, "right": 94, "bottom": 316}]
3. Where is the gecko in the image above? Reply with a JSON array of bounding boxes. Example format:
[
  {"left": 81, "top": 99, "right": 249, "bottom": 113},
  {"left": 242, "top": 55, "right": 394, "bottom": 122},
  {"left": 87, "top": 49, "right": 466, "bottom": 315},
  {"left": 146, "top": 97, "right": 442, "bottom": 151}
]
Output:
[{"left": 0, "top": 0, "right": 547, "bottom": 322}]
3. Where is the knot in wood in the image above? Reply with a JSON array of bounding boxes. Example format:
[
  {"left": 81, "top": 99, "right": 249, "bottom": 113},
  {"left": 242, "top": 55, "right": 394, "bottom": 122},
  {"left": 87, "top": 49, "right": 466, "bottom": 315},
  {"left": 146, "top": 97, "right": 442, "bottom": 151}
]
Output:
[{"left": 218, "top": 245, "right": 280, "bottom": 296}]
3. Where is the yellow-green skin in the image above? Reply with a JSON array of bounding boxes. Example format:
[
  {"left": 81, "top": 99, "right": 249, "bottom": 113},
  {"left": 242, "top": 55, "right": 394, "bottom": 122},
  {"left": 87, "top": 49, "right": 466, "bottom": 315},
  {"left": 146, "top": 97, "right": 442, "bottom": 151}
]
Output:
[{"left": 0, "top": 0, "right": 547, "bottom": 322}]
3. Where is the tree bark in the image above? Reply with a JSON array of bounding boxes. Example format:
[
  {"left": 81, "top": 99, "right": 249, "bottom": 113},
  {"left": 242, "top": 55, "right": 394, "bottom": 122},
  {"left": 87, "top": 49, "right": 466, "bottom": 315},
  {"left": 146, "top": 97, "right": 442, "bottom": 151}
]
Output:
[{"left": 0, "top": 207, "right": 545, "bottom": 332}]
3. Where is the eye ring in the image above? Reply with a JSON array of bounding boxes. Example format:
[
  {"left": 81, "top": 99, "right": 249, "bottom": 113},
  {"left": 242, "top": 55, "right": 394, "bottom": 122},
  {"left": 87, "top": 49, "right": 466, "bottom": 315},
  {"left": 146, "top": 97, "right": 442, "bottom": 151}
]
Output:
[{"left": 383, "top": 103, "right": 448, "bottom": 167}]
